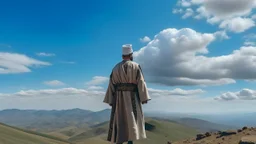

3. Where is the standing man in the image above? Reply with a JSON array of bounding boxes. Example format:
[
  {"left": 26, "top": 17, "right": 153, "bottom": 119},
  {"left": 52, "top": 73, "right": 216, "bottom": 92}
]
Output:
[{"left": 103, "top": 44, "right": 151, "bottom": 144}]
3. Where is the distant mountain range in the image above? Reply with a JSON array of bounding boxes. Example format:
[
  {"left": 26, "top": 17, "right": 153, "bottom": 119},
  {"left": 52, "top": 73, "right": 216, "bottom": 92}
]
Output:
[
  {"left": 0, "top": 108, "right": 241, "bottom": 134},
  {"left": 1, "top": 108, "right": 256, "bottom": 144},
  {"left": 0, "top": 108, "right": 111, "bottom": 132},
  {"left": 145, "top": 111, "right": 256, "bottom": 128}
]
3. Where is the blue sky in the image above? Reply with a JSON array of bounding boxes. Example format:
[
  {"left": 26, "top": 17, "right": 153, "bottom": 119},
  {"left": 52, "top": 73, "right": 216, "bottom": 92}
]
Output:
[{"left": 0, "top": 0, "right": 256, "bottom": 113}]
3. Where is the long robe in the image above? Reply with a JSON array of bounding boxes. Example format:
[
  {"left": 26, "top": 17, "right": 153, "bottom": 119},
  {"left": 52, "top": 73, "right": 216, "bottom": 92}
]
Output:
[{"left": 103, "top": 60, "right": 151, "bottom": 144}]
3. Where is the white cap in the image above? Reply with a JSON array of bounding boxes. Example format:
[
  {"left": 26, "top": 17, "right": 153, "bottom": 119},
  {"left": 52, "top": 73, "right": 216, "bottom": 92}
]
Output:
[{"left": 122, "top": 44, "right": 133, "bottom": 55}]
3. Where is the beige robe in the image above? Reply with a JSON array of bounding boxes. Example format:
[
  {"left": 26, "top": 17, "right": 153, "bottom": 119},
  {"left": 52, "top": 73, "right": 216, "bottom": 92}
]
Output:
[{"left": 103, "top": 60, "right": 151, "bottom": 144}]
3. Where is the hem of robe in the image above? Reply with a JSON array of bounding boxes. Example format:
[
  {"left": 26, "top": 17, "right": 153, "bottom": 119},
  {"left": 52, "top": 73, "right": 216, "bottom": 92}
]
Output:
[
  {"left": 108, "top": 136, "right": 147, "bottom": 143},
  {"left": 141, "top": 98, "right": 151, "bottom": 103},
  {"left": 103, "top": 100, "right": 112, "bottom": 105}
]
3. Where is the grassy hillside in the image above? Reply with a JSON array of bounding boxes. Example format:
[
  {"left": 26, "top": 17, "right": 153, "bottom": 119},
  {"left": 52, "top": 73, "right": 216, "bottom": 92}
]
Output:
[
  {"left": 0, "top": 108, "right": 110, "bottom": 132},
  {"left": 48, "top": 126, "right": 90, "bottom": 140},
  {"left": 68, "top": 118, "right": 199, "bottom": 144},
  {"left": 175, "top": 117, "right": 235, "bottom": 132},
  {"left": 0, "top": 123, "right": 71, "bottom": 144}
]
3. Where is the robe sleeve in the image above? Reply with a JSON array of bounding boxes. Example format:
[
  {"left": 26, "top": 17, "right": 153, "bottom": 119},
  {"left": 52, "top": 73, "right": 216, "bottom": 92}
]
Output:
[
  {"left": 137, "top": 65, "right": 151, "bottom": 103},
  {"left": 103, "top": 71, "right": 115, "bottom": 105}
]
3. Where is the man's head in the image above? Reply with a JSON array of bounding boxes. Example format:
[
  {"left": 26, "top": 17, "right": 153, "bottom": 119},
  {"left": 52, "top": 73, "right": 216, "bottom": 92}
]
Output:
[{"left": 122, "top": 44, "right": 133, "bottom": 61}]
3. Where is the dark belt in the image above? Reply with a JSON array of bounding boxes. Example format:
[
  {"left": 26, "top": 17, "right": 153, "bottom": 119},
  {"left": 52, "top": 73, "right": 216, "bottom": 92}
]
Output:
[{"left": 114, "top": 83, "right": 138, "bottom": 92}]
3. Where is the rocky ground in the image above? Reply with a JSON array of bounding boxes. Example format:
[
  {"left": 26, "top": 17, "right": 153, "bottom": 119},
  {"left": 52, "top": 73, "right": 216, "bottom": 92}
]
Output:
[{"left": 170, "top": 127, "right": 256, "bottom": 144}]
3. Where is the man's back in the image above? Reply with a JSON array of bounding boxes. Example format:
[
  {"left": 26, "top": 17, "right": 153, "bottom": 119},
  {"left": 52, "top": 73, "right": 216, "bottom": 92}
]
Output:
[
  {"left": 103, "top": 44, "right": 150, "bottom": 144},
  {"left": 111, "top": 60, "right": 140, "bottom": 85}
]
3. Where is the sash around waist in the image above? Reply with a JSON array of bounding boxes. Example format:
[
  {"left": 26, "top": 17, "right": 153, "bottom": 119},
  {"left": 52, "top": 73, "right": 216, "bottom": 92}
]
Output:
[{"left": 114, "top": 83, "right": 138, "bottom": 92}]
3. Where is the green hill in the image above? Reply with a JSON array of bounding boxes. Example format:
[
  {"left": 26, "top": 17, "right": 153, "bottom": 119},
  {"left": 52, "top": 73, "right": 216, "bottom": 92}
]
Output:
[
  {"left": 68, "top": 118, "right": 199, "bottom": 144},
  {"left": 47, "top": 125, "right": 90, "bottom": 140},
  {"left": 0, "top": 123, "right": 71, "bottom": 144}
]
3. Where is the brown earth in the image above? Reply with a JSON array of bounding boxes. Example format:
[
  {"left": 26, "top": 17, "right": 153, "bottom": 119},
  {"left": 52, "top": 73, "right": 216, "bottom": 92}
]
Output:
[{"left": 171, "top": 127, "right": 256, "bottom": 144}]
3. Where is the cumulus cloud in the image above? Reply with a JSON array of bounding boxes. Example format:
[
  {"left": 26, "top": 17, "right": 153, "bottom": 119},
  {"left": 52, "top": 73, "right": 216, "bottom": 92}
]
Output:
[
  {"left": 87, "top": 86, "right": 105, "bottom": 91},
  {"left": 252, "top": 14, "right": 256, "bottom": 20},
  {"left": 0, "top": 87, "right": 204, "bottom": 98},
  {"left": 2, "top": 87, "right": 256, "bottom": 113},
  {"left": 244, "top": 41, "right": 256, "bottom": 46},
  {"left": 0, "top": 52, "right": 50, "bottom": 74},
  {"left": 177, "top": 0, "right": 192, "bottom": 7},
  {"left": 214, "top": 30, "right": 230, "bottom": 40},
  {"left": 243, "top": 33, "right": 256, "bottom": 46},
  {"left": 43, "top": 80, "right": 65, "bottom": 87},
  {"left": 182, "top": 8, "right": 194, "bottom": 19},
  {"left": 173, "top": 0, "right": 256, "bottom": 33},
  {"left": 172, "top": 8, "right": 183, "bottom": 14},
  {"left": 140, "top": 36, "right": 151, "bottom": 43},
  {"left": 0, "top": 87, "right": 105, "bottom": 98},
  {"left": 134, "top": 28, "right": 256, "bottom": 86},
  {"left": 0, "top": 87, "right": 107, "bottom": 111},
  {"left": 36, "top": 52, "right": 55, "bottom": 57},
  {"left": 214, "top": 89, "right": 256, "bottom": 101},
  {"left": 148, "top": 88, "right": 204, "bottom": 97},
  {"left": 244, "top": 33, "right": 256, "bottom": 39},
  {"left": 86, "top": 76, "right": 109, "bottom": 86},
  {"left": 60, "top": 61, "right": 76, "bottom": 64},
  {"left": 203, "top": 0, "right": 254, "bottom": 19},
  {"left": 219, "top": 17, "right": 255, "bottom": 33}
]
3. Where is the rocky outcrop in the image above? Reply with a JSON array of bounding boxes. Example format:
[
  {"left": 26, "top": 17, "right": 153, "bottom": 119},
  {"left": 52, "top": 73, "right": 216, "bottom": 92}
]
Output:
[
  {"left": 145, "top": 122, "right": 156, "bottom": 131},
  {"left": 196, "top": 134, "right": 205, "bottom": 140},
  {"left": 216, "top": 130, "right": 237, "bottom": 138},
  {"left": 205, "top": 132, "right": 211, "bottom": 137},
  {"left": 172, "top": 126, "right": 256, "bottom": 144},
  {"left": 195, "top": 132, "right": 212, "bottom": 140}
]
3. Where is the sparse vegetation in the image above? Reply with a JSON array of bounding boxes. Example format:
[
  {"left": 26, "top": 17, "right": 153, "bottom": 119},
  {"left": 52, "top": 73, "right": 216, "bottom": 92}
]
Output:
[
  {"left": 0, "top": 123, "right": 71, "bottom": 144},
  {"left": 173, "top": 127, "right": 256, "bottom": 144}
]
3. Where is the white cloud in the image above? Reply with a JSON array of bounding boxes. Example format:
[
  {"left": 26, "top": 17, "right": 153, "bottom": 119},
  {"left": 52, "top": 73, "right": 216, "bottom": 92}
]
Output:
[
  {"left": 87, "top": 86, "right": 104, "bottom": 91},
  {"left": 2, "top": 87, "right": 256, "bottom": 113},
  {"left": 191, "top": 0, "right": 203, "bottom": 5},
  {"left": 214, "top": 30, "right": 230, "bottom": 40},
  {"left": 86, "top": 76, "right": 109, "bottom": 86},
  {"left": 177, "top": 0, "right": 192, "bottom": 7},
  {"left": 219, "top": 17, "right": 255, "bottom": 33},
  {"left": 43, "top": 80, "right": 65, "bottom": 87},
  {"left": 0, "top": 87, "right": 204, "bottom": 98},
  {"left": 244, "top": 33, "right": 256, "bottom": 39},
  {"left": 244, "top": 41, "right": 256, "bottom": 46},
  {"left": 148, "top": 88, "right": 204, "bottom": 97},
  {"left": 182, "top": 8, "right": 194, "bottom": 19},
  {"left": 203, "top": 0, "right": 254, "bottom": 19},
  {"left": 252, "top": 14, "right": 256, "bottom": 20},
  {"left": 215, "top": 89, "right": 256, "bottom": 101},
  {"left": 61, "top": 61, "right": 76, "bottom": 64},
  {"left": 0, "top": 52, "right": 50, "bottom": 74},
  {"left": 172, "top": 8, "right": 183, "bottom": 14},
  {"left": 0, "top": 88, "right": 107, "bottom": 111},
  {"left": 174, "top": 0, "right": 256, "bottom": 33},
  {"left": 243, "top": 33, "right": 256, "bottom": 46},
  {"left": 36, "top": 52, "right": 55, "bottom": 57},
  {"left": 0, "top": 87, "right": 205, "bottom": 112},
  {"left": 194, "top": 6, "right": 211, "bottom": 20},
  {"left": 0, "top": 87, "right": 104, "bottom": 97},
  {"left": 140, "top": 36, "right": 151, "bottom": 43},
  {"left": 134, "top": 28, "right": 256, "bottom": 86}
]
